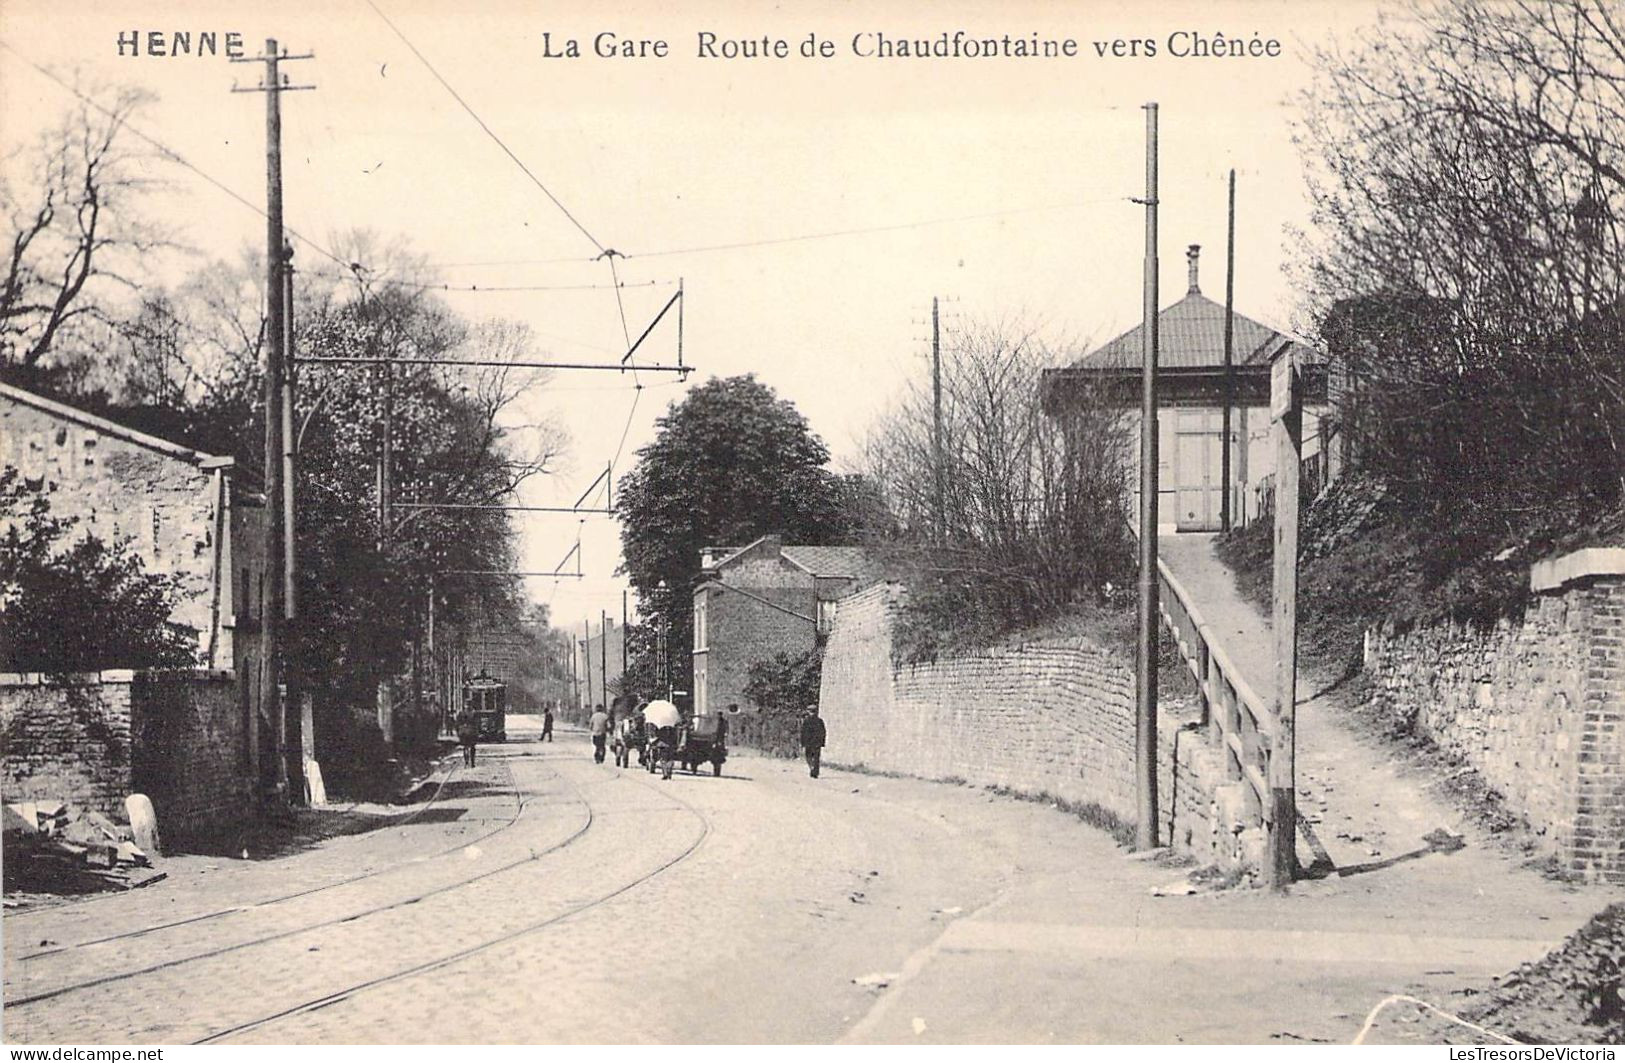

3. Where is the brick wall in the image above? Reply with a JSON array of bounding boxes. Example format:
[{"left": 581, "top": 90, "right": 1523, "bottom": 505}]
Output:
[
  {"left": 0, "top": 672, "right": 135, "bottom": 817},
  {"left": 130, "top": 671, "right": 254, "bottom": 839},
  {"left": 1363, "top": 555, "right": 1625, "bottom": 883},
  {"left": 699, "top": 581, "right": 819, "bottom": 714},
  {"left": 820, "top": 583, "right": 1225, "bottom": 861},
  {"left": 1, "top": 670, "right": 252, "bottom": 842},
  {"left": 1576, "top": 577, "right": 1625, "bottom": 882}
]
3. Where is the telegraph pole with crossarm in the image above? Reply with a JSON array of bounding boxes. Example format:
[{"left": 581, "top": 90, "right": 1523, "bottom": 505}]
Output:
[{"left": 233, "top": 39, "right": 314, "bottom": 804}]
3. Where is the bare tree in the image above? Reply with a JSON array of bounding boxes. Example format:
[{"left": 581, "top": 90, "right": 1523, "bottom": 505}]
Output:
[
  {"left": 0, "top": 80, "right": 170, "bottom": 369},
  {"left": 863, "top": 316, "right": 1132, "bottom": 658},
  {"left": 1295, "top": 0, "right": 1625, "bottom": 509}
]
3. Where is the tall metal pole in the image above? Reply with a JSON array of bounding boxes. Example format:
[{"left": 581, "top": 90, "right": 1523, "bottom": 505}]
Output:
[
  {"left": 1135, "top": 102, "right": 1161, "bottom": 851},
  {"left": 1221, "top": 170, "right": 1236, "bottom": 532},
  {"left": 583, "top": 622, "right": 593, "bottom": 709},
  {"left": 260, "top": 39, "right": 288, "bottom": 800},
  {"left": 621, "top": 590, "right": 629, "bottom": 682},
  {"left": 280, "top": 238, "right": 304, "bottom": 802},
  {"left": 932, "top": 295, "right": 944, "bottom": 540},
  {"left": 600, "top": 609, "right": 609, "bottom": 707}
]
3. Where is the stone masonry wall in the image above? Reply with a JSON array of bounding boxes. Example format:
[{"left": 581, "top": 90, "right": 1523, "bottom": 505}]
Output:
[
  {"left": 130, "top": 671, "right": 253, "bottom": 839},
  {"left": 0, "top": 673, "right": 135, "bottom": 818},
  {"left": 821, "top": 584, "right": 1224, "bottom": 860},
  {"left": 0, "top": 394, "right": 228, "bottom": 667},
  {"left": 1, "top": 670, "right": 252, "bottom": 841},
  {"left": 1364, "top": 568, "right": 1625, "bottom": 882}
]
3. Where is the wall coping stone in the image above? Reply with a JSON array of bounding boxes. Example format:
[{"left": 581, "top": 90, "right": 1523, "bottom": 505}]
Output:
[
  {"left": 1, "top": 668, "right": 238, "bottom": 688},
  {"left": 1531, "top": 547, "right": 1625, "bottom": 594}
]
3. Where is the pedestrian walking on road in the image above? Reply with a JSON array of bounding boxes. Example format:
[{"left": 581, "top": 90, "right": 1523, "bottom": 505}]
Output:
[
  {"left": 589, "top": 704, "right": 610, "bottom": 763},
  {"left": 799, "top": 704, "right": 826, "bottom": 778},
  {"left": 456, "top": 709, "right": 479, "bottom": 768},
  {"left": 542, "top": 706, "right": 554, "bottom": 743}
]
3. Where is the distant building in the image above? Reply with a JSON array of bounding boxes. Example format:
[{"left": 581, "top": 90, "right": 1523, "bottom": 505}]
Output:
[
  {"left": 691, "top": 536, "right": 880, "bottom": 716},
  {"left": 577, "top": 616, "right": 625, "bottom": 712},
  {"left": 1040, "top": 245, "right": 1331, "bottom": 532}
]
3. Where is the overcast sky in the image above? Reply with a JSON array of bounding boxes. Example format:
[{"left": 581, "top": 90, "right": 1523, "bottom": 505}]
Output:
[{"left": 1, "top": 0, "right": 1386, "bottom": 634}]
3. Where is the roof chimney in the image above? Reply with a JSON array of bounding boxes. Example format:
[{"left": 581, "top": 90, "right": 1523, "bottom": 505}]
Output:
[{"left": 1186, "top": 244, "right": 1201, "bottom": 295}]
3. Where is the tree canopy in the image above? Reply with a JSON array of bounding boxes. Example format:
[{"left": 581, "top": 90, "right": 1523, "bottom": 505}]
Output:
[
  {"left": 615, "top": 374, "right": 853, "bottom": 691},
  {"left": 1295, "top": 0, "right": 1624, "bottom": 516}
]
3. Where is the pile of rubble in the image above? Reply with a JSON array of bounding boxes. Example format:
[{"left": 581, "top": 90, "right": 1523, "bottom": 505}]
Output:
[
  {"left": 1463, "top": 902, "right": 1625, "bottom": 1044},
  {"left": 3, "top": 801, "right": 165, "bottom": 894}
]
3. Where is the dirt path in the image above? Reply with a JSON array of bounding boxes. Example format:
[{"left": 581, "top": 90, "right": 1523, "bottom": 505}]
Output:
[{"left": 1154, "top": 533, "right": 1612, "bottom": 1027}]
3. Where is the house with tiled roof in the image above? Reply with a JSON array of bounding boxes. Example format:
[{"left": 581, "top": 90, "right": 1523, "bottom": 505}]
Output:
[
  {"left": 1040, "top": 245, "right": 1331, "bottom": 531},
  {"left": 691, "top": 536, "right": 880, "bottom": 716}
]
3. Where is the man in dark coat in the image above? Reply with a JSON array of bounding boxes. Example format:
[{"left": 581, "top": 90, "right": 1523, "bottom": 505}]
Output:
[
  {"left": 799, "top": 705, "right": 826, "bottom": 778},
  {"left": 455, "top": 709, "right": 479, "bottom": 768},
  {"left": 542, "top": 705, "right": 554, "bottom": 742}
]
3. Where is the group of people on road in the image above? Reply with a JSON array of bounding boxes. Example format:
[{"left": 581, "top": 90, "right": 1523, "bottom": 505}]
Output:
[
  {"left": 451, "top": 698, "right": 826, "bottom": 778},
  {"left": 454, "top": 704, "right": 555, "bottom": 767}
]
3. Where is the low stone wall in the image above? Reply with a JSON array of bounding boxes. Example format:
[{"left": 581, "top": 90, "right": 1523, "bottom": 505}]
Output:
[
  {"left": 0, "top": 672, "right": 135, "bottom": 818},
  {"left": 1, "top": 669, "right": 253, "bottom": 842},
  {"left": 1363, "top": 550, "right": 1624, "bottom": 882},
  {"left": 821, "top": 584, "right": 1223, "bottom": 860}
]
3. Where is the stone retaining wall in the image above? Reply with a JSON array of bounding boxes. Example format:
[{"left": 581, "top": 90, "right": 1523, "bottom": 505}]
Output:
[
  {"left": 820, "top": 583, "right": 1226, "bottom": 862},
  {"left": 1364, "top": 550, "right": 1625, "bottom": 882}
]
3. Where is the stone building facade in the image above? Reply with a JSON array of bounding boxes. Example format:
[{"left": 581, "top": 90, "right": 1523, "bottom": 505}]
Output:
[
  {"left": 0, "top": 382, "right": 264, "bottom": 836},
  {"left": 691, "top": 536, "right": 877, "bottom": 717}
]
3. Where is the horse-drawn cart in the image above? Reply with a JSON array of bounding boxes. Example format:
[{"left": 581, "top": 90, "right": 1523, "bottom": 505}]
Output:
[{"left": 678, "top": 713, "right": 728, "bottom": 776}]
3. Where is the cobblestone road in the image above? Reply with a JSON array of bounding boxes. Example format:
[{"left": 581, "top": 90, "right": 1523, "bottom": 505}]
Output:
[{"left": 4, "top": 726, "right": 1612, "bottom": 1044}]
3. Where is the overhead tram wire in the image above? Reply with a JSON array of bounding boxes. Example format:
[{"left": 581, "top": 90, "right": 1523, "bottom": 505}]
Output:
[
  {"left": 421, "top": 199, "right": 1125, "bottom": 270},
  {"left": 0, "top": 41, "right": 349, "bottom": 271},
  {"left": 301, "top": 272, "right": 676, "bottom": 295},
  {"left": 363, "top": 0, "right": 606, "bottom": 256}
]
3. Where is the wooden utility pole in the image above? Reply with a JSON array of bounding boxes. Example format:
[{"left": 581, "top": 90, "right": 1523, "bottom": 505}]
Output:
[
  {"left": 1135, "top": 102, "right": 1161, "bottom": 851},
  {"left": 280, "top": 238, "right": 305, "bottom": 802},
  {"left": 1268, "top": 349, "right": 1303, "bottom": 889},
  {"left": 1221, "top": 170, "right": 1236, "bottom": 532},
  {"left": 600, "top": 609, "right": 609, "bottom": 707},
  {"left": 621, "top": 590, "right": 629, "bottom": 680},
  {"left": 233, "top": 39, "right": 311, "bottom": 801}
]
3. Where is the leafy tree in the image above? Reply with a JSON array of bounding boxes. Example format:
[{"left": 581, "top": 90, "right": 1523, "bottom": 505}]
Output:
[
  {"left": 739, "top": 648, "right": 823, "bottom": 757},
  {"left": 0, "top": 469, "right": 194, "bottom": 672},
  {"left": 616, "top": 375, "right": 852, "bottom": 693}
]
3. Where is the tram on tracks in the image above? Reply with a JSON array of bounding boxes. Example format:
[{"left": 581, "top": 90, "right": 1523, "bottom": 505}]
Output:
[{"left": 464, "top": 673, "right": 508, "bottom": 742}]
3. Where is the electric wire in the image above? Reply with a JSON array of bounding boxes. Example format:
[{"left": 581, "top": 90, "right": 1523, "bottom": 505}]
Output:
[
  {"left": 362, "top": 0, "right": 606, "bottom": 255},
  {"left": 0, "top": 40, "right": 348, "bottom": 270}
]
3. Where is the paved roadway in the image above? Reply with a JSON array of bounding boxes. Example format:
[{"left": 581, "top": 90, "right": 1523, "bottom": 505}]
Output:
[{"left": 2, "top": 720, "right": 1609, "bottom": 1044}]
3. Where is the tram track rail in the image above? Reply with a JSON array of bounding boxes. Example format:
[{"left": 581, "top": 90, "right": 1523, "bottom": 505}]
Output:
[
  {"left": 194, "top": 762, "right": 713, "bottom": 1045},
  {"left": 4, "top": 753, "right": 578, "bottom": 1010},
  {"left": 11, "top": 749, "right": 500, "bottom": 963},
  {"left": 9, "top": 750, "right": 470, "bottom": 952}
]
